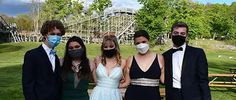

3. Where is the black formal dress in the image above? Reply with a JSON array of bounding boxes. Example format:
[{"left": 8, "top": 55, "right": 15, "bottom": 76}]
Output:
[{"left": 125, "top": 55, "right": 161, "bottom": 100}]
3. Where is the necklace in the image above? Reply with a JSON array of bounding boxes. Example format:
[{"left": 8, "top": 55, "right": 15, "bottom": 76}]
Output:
[{"left": 72, "top": 60, "right": 82, "bottom": 73}]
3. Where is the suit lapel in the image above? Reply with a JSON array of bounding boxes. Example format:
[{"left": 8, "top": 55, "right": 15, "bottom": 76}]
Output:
[
  {"left": 38, "top": 45, "right": 54, "bottom": 73},
  {"left": 169, "top": 51, "right": 173, "bottom": 85},
  {"left": 181, "top": 45, "right": 190, "bottom": 76}
]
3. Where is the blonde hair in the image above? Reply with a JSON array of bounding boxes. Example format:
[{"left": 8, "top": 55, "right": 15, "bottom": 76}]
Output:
[{"left": 101, "top": 35, "right": 121, "bottom": 65}]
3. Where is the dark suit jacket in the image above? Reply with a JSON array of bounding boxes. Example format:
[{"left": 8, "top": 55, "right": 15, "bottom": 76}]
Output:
[
  {"left": 163, "top": 45, "right": 211, "bottom": 100},
  {"left": 22, "top": 45, "right": 62, "bottom": 100}
]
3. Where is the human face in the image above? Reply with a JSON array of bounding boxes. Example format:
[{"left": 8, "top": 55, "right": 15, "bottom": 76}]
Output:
[
  {"left": 45, "top": 28, "right": 62, "bottom": 48},
  {"left": 47, "top": 28, "right": 62, "bottom": 37},
  {"left": 134, "top": 36, "right": 149, "bottom": 45},
  {"left": 172, "top": 27, "right": 187, "bottom": 37},
  {"left": 103, "top": 40, "right": 116, "bottom": 50},
  {"left": 68, "top": 42, "right": 82, "bottom": 50}
]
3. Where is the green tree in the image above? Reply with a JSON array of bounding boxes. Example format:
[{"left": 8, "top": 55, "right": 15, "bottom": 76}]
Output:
[
  {"left": 15, "top": 14, "right": 34, "bottom": 32},
  {"left": 40, "top": 0, "right": 83, "bottom": 21},
  {"left": 206, "top": 4, "right": 232, "bottom": 39},
  {"left": 88, "top": 0, "right": 112, "bottom": 15},
  {"left": 136, "top": 0, "right": 172, "bottom": 41}
]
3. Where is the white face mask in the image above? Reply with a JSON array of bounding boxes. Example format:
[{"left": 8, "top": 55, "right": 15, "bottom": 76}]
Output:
[{"left": 136, "top": 43, "right": 149, "bottom": 54}]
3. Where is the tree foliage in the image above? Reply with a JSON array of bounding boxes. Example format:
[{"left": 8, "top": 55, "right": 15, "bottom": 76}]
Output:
[
  {"left": 40, "top": 0, "right": 83, "bottom": 21},
  {"left": 88, "top": 0, "right": 112, "bottom": 15},
  {"left": 136, "top": 0, "right": 236, "bottom": 40}
]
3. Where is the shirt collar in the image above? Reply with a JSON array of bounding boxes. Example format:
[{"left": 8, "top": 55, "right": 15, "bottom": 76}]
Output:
[
  {"left": 42, "top": 43, "right": 52, "bottom": 55},
  {"left": 173, "top": 43, "right": 186, "bottom": 52}
]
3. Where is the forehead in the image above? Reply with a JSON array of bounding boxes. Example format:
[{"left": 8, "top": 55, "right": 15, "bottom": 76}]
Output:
[
  {"left": 103, "top": 40, "right": 115, "bottom": 46},
  {"left": 69, "top": 41, "right": 80, "bottom": 46},
  {"left": 49, "top": 27, "right": 61, "bottom": 33},
  {"left": 173, "top": 27, "right": 187, "bottom": 32},
  {"left": 134, "top": 36, "right": 148, "bottom": 42}
]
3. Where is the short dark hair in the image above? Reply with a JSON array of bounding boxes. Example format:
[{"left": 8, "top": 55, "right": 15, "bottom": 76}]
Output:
[
  {"left": 134, "top": 30, "right": 150, "bottom": 40},
  {"left": 40, "top": 20, "right": 65, "bottom": 36},
  {"left": 171, "top": 21, "right": 189, "bottom": 34}
]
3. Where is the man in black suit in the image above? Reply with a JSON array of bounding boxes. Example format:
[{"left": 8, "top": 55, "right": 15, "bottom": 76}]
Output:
[
  {"left": 22, "top": 20, "right": 65, "bottom": 100},
  {"left": 163, "top": 22, "right": 211, "bottom": 100}
]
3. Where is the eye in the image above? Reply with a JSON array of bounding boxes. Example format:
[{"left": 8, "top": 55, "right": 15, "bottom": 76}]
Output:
[
  {"left": 135, "top": 42, "right": 140, "bottom": 45},
  {"left": 172, "top": 31, "right": 179, "bottom": 35},
  {"left": 50, "top": 33, "right": 56, "bottom": 35},
  {"left": 142, "top": 41, "right": 147, "bottom": 43},
  {"left": 74, "top": 45, "right": 80, "bottom": 49},
  {"left": 68, "top": 46, "right": 73, "bottom": 50},
  {"left": 104, "top": 46, "right": 108, "bottom": 48},
  {"left": 109, "top": 45, "right": 114, "bottom": 48},
  {"left": 180, "top": 32, "right": 186, "bottom": 36}
]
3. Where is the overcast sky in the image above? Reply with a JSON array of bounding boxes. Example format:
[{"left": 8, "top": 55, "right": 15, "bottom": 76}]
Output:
[{"left": 0, "top": 0, "right": 235, "bottom": 16}]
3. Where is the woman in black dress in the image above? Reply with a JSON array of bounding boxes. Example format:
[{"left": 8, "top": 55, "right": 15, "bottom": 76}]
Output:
[{"left": 120, "top": 30, "right": 165, "bottom": 100}]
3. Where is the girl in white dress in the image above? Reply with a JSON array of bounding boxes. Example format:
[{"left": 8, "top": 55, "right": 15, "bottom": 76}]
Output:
[{"left": 90, "top": 35, "right": 126, "bottom": 100}]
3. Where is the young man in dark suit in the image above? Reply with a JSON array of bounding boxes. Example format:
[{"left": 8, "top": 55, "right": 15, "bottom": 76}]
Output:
[
  {"left": 163, "top": 22, "right": 211, "bottom": 100},
  {"left": 22, "top": 20, "right": 65, "bottom": 100}
]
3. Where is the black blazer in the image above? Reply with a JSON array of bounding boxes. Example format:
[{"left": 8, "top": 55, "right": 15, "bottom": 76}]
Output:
[
  {"left": 22, "top": 45, "right": 62, "bottom": 100},
  {"left": 163, "top": 45, "right": 211, "bottom": 100}
]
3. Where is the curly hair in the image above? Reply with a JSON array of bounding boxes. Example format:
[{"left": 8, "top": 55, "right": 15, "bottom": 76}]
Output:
[{"left": 40, "top": 20, "right": 65, "bottom": 36}]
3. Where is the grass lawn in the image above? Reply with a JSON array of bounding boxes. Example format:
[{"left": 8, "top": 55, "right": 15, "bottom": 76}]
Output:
[{"left": 0, "top": 40, "right": 235, "bottom": 100}]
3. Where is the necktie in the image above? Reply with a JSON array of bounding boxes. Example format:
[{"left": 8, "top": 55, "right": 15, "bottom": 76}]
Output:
[
  {"left": 172, "top": 47, "right": 183, "bottom": 53},
  {"left": 49, "top": 49, "right": 56, "bottom": 55}
]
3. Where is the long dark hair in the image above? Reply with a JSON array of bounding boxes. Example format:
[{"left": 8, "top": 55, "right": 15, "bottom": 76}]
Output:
[{"left": 62, "top": 36, "right": 91, "bottom": 81}]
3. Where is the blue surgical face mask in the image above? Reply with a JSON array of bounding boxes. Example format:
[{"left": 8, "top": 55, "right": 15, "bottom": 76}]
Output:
[{"left": 47, "top": 35, "right": 61, "bottom": 48}]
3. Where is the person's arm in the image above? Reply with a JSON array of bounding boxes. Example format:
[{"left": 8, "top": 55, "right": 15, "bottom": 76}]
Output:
[
  {"left": 92, "top": 56, "right": 101, "bottom": 84},
  {"left": 158, "top": 54, "right": 165, "bottom": 84},
  {"left": 119, "top": 56, "right": 132, "bottom": 88},
  {"left": 22, "top": 51, "right": 37, "bottom": 100},
  {"left": 197, "top": 49, "right": 211, "bottom": 100},
  {"left": 59, "top": 58, "right": 64, "bottom": 66}
]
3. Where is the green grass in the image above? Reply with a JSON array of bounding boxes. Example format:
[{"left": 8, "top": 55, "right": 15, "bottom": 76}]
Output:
[{"left": 0, "top": 40, "right": 236, "bottom": 100}]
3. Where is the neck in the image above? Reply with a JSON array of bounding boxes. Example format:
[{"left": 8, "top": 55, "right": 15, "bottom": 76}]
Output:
[
  {"left": 105, "top": 56, "right": 117, "bottom": 62},
  {"left": 44, "top": 41, "right": 52, "bottom": 49}
]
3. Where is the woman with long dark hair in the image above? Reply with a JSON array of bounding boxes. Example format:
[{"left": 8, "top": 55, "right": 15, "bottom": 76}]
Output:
[
  {"left": 90, "top": 35, "right": 126, "bottom": 100},
  {"left": 61, "top": 36, "right": 94, "bottom": 100}
]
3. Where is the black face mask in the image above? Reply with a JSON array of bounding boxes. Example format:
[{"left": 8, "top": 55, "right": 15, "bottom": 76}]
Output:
[
  {"left": 172, "top": 35, "right": 186, "bottom": 47},
  {"left": 103, "top": 48, "right": 116, "bottom": 58},
  {"left": 68, "top": 48, "right": 84, "bottom": 58}
]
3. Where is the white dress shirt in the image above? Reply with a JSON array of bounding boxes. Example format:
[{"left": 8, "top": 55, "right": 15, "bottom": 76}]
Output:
[
  {"left": 42, "top": 43, "right": 55, "bottom": 72},
  {"left": 172, "top": 43, "right": 186, "bottom": 89}
]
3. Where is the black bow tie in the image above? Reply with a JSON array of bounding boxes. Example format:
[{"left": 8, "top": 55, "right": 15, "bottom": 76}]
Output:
[{"left": 172, "top": 47, "right": 183, "bottom": 53}]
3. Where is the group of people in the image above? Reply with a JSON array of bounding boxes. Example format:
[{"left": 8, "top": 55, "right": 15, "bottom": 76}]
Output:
[{"left": 22, "top": 20, "right": 211, "bottom": 100}]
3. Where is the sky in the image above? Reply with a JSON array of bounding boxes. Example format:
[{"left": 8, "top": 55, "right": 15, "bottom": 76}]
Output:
[
  {"left": 0, "top": 0, "right": 235, "bottom": 16},
  {"left": 194, "top": 0, "right": 236, "bottom": 5}
]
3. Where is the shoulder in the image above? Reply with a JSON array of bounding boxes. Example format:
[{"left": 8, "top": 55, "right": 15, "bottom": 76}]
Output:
[
  {"left": 162, "top": 49, "right": 172, "bottom": 56},
  {"left": 157, "top": 54, "right": 164, "bottom": 61},
  {"left": 187, "top": 45, "right": 205, "bottom": 54},
  {"left": 126, "top": 56, "right": 133, "bottom": 63},
  {"left": 24, "top": 46, "right": 41, "bottom": 57},
  {"left": 94, "top": 56, "right": 102, "bottom": 62}
]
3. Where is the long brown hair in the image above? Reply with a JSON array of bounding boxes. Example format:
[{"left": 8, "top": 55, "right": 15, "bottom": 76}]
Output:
[{"left": 101, "top": 35, "right": 121, "bottom": 65}]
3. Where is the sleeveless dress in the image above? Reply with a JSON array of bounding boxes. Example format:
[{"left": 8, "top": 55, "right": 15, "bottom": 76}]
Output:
[
  {"left": 124, "top": 55, "right": 161, "bottom": 100},
  {"left": 90, "top": 63, "right": 123, "bottom": 100},
  {"left": 62, "top": 71, "right": 89, "bottom": 100}
]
